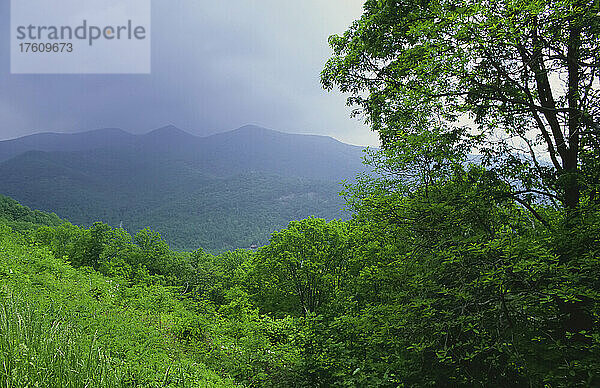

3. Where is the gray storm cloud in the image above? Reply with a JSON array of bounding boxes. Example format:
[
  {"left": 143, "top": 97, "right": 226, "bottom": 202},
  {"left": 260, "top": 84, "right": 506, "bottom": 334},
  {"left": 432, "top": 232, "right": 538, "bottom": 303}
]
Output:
[{"left": 0, "top": 0, "right": 378, "bottom": 146}]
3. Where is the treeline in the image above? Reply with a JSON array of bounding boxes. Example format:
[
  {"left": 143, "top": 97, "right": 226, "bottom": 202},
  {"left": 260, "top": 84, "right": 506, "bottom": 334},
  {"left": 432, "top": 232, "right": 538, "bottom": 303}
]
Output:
[{"left": 0, "top": 195, "right": 63, "bottom": 231}]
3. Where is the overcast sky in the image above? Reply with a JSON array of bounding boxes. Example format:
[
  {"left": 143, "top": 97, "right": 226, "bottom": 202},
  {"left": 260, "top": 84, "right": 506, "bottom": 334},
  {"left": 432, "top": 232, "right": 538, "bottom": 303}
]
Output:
[{"left": 0, "top": 0, "right": 379, "bottom": 146}]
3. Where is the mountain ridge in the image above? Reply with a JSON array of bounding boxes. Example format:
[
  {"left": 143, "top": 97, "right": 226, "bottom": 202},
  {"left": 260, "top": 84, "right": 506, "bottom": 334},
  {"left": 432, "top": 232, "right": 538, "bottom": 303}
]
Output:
[
  {"left": 0, "top": 124, "right": 362, "bottom": 155},
  {"left": 0, "top": 124, "right": 365, "bottom": 251}
]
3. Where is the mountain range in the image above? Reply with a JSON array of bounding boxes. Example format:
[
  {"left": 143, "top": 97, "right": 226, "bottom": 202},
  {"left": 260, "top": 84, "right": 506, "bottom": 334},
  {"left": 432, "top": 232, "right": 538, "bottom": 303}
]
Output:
[{"left": 0, "top": 125, "right": 366, "bottom": 251}]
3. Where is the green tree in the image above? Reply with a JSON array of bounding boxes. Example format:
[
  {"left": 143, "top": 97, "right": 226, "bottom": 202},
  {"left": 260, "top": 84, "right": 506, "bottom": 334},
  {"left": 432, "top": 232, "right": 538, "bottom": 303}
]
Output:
[
  {"left": 322, "top": 0, "right": 600, "bottom": 211},
  {"left": 337, "top": 168, "right": 600, "bottom": 386},
  {"left": 321, "top": 1, "right": 600, "bottom": 385},
  {"left": 84, "top": 222, "right": 112, "bottom": 269},
  {"left": 249, "top": 218, "right": 351, "bottom": 317}
]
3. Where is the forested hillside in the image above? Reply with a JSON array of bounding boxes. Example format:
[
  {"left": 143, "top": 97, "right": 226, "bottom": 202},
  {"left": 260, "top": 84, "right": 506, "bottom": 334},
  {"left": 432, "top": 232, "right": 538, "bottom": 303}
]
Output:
[
  {"left": 0, "top": 125, "right": 364, "bottom": 251},
  {"left": 0, "top": 195, "right": 64, "bottom": 231}
]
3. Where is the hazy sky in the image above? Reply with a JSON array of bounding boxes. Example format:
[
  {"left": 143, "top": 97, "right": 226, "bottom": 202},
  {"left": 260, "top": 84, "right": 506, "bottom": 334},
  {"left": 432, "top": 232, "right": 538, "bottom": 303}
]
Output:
[{"left": 0, "top": 1, "right": 379, "bottom": 146}]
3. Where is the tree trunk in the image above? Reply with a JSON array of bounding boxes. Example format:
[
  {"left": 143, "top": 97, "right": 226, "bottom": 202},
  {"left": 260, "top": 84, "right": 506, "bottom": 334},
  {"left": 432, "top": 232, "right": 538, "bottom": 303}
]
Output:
[
  {"left": 557, "top": 13, "right": 590, "bottom": 343},
  {"left": 564, "top": 12, "right": 582, "bottom": 211}
]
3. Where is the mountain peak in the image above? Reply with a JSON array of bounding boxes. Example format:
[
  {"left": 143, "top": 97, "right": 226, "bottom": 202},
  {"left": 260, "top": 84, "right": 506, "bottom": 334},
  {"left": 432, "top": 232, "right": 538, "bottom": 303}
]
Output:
[
  {"left": 232, "top": 125, "right": 285, "bottom": 136},
  {"left": 146, "top": 125, "right": 193, "bottom": 138},
  {"left": 80, "top": 127, "right": 130, "bottom": 136},
  {"left": 229, "top": 125, "right": 344, "bottom": 144}
]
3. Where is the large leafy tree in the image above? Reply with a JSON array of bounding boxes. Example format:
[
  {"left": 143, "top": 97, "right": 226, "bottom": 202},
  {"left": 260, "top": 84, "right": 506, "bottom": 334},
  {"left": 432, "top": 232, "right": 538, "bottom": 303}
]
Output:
[
  {"left": 321, "top": 1, "right": 600, "bottom": 384},
  {"left": 322, "top": 0, "right": 600, "bottom": 211},
  {"left": 248, "top": 218, "right": 351, "bottom": 317}
]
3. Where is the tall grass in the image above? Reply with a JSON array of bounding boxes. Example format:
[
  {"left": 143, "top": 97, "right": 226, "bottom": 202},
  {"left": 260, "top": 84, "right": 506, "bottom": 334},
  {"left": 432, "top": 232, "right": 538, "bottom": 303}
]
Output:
[{"left": 0, "top": 293, "right": 122, "bottom": 387}]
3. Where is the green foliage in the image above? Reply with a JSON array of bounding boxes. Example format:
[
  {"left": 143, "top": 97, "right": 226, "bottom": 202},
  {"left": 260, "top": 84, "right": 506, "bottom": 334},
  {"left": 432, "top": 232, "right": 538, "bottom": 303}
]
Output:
[
  {"left": 0, "top": 293, "right": 121, "bottom": 387},
  {"left": 2, "top": 2, "right": 599, "bottom": 386},
  {"left": 316, "top": 1, "right": 600, "bottom": 384},
  {"left": 0, "top": 194, "right": 64, "bottom": 233},
  {"left": 248, "top": 218, "right": 351, "bottom": 317},
  {"left": 188, "top": 249, "right": 251, "bottom": 305},
  {"left": 2, "top": 169, "right": 600, "bottom": 387},
  {"left": 322, "top": 0, "right": 600, "bottom": 210},
  {"left": 334, "top": 166, "right": 600, "bottom": 386},
  {"left": 2, "top": 0, "right": 598, "bottom": 385},
  {"left": 0, "top": 223, "right": 236, "bottom": 387}
]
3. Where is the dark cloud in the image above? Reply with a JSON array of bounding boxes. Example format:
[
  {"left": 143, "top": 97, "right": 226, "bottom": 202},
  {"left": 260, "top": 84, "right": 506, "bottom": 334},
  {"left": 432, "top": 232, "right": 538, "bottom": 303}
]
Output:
[{"left": 0, "top": 0, "right": 378, "bottom": 146}]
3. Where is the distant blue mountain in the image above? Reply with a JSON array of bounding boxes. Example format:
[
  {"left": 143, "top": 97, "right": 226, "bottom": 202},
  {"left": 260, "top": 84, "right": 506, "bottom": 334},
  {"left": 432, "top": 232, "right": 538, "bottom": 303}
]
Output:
[
  {"left": 0, "top": 128, "right": 136, "bottom": 161},
  {"left": 0, "top": 125, "right": 365, "bottom": 180},
  {"left": 0, "top": 125, "right": 367, "bottom": 251}
]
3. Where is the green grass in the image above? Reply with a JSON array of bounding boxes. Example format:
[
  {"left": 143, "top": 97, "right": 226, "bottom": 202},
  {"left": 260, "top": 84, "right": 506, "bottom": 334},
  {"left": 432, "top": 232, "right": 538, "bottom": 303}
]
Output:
[
  {"left": 0, "top": 293, "right": 121, "bottom": 387},
  {"left": 0, "top": 224, "right": 238, "bottom": 387}
]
